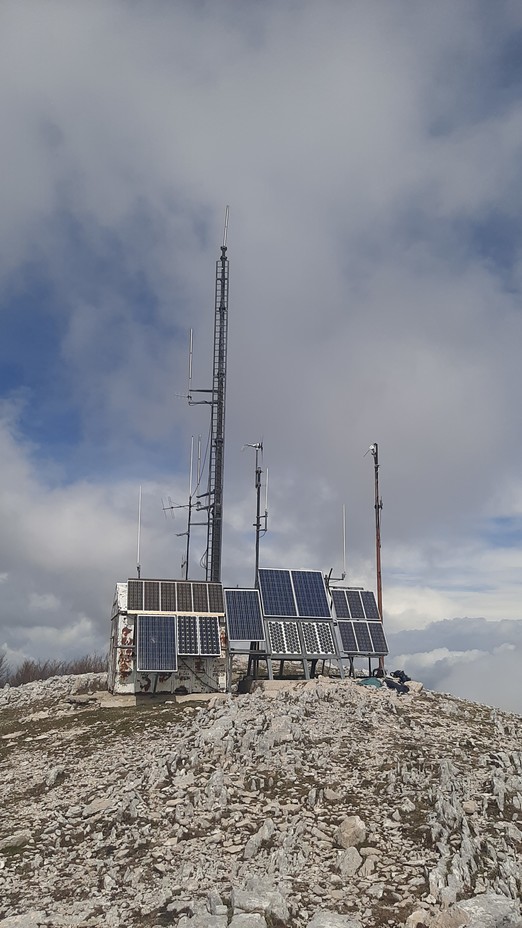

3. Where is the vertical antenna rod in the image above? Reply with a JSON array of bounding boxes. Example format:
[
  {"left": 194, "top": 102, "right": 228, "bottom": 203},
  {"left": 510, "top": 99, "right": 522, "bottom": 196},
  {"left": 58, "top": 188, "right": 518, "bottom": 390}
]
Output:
[
  {"left": 242, "top": 442, "right": 268, "bottom": 586},
  {"left": 206, "top": 206, "right": 230, "bottom": 582},
  {"left": 136, "top": 485, "right": 142, "bottom": 579}
]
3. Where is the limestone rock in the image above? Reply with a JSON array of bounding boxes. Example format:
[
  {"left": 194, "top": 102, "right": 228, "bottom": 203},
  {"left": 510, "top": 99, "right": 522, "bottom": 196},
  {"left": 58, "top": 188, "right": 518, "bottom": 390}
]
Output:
[{"left": 334, "top": 815, "right": 366, "bottom": 849}]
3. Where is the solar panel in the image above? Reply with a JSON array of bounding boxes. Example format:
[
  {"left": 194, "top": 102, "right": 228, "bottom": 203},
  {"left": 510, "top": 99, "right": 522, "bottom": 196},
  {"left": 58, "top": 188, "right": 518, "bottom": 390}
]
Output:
[
  {"left": 225, "top": 589, "right": 265, "bottom": 641},
  {"left": 338, "top": 622, "right": 358, "bottom": 653},
  {"left": 353, "top": 622, "right": 373, "bottom": 653},
  {"left": 266, "top": 621, "right": 300, "bottom": 654},
  {"left": 331, "top": 589, "right": 350, "bottom": 618},
  {"left": 199, "top": 616, "right": 221, "bottom": 655},
  {"left": 208, "top": 583, "right": 224, "bottom": 613},
  {"left": 301, "top": 622, "right": 335, "bottom": 654},
  {"left": 193, "top": 582, "right": 209, "bottom": 613},
  {"left": 347, "top": 590, "right": 365, "bottom": 619},
  {"left": 177, "top": 615, "right": 198, "bottom": 655},
  {"left": 284, "top": 622, "right": 300, "bottom": 653},
  {"left": 177, "top": 582, "right": 193, "bottom": 612},
  {"left": 127, "top": 580, "right": 143, "bottom": 611},
  {"left": 361, "top": 591, "right": 380, "bottom": 621},
  {"left": 137, "top": 615, "right": 177, "bottom": 672},
  {"left": 291, "top": 570, "right": 331, "bottom": 617},
  {"left": 161, "top": 581, "right": 177, "bottom": 611},
  {"left": 258, "top": 569, "right": 297, "bottom": 616},
  {"left": 144, "top": 580, "right": 160, "bottom": 611},
  {"left": 301, "top": 622, "right": 320, "bottom": 653},
  {"left": 369, "top": 622, "right": 388, "bottom": 655},
  {"left": 316, "top": 622, "right": 335, "bottom": 653}
]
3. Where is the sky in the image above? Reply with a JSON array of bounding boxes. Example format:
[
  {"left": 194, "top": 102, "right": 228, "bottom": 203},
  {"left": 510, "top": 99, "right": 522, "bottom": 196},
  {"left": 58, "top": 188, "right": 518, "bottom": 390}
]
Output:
[{"left": 1, "top": 0, "right": 522, "bottom": 712}]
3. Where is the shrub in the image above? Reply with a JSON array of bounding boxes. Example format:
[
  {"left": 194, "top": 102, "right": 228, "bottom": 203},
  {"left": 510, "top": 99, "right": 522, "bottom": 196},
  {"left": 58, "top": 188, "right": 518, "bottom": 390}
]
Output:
[{"left": 6, "top": 653, "right": 107, "bottom": 686}]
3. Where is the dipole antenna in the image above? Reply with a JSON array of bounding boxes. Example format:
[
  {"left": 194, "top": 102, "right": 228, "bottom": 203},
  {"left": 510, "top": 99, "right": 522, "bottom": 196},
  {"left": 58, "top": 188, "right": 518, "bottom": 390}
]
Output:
[
  {"left": 187, "top": 207, "right": 230, "bottom": 581},
  {"left": 242, "top": 442, "right": 268, "bottom": 586},
  {"left": 366, "top": 442, "right": 384, "bottom": 668},
  {"left": 162, "top": 436, "right": 207, "bottom": 579}
]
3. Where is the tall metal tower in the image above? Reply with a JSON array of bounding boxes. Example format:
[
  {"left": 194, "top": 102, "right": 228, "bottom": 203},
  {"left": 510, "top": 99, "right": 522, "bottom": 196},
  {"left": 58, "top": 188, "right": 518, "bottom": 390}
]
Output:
[
  {"left": 190, "top": 209, "right": 230, "bottom": 582},
  {"left": 206, "top": 211, "right": 229, "bottom": 581}
]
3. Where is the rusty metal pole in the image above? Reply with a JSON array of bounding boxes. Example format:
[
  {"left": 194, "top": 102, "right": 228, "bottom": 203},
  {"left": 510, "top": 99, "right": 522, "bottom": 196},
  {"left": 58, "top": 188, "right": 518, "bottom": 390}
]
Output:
[{"left": 370, "top": 443, "right": 384, "bottom": 671}]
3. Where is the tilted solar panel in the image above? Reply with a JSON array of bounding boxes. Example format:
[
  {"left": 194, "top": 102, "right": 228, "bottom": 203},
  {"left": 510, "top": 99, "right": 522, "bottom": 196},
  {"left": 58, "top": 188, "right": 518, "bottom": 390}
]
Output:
[
  {"left": 361, "top": 591, "right": 380, "bottom": 621},
  {"left": 353, "top": 622, "right": 373, "bottom": 653},
  {"left": 331, "top": 589, "right": 350, "bottom": 618},
  {"left": 301, "top": 622, "right": 320, "bottom": 653},
  {"left": 338, "top": 621, "right": 357, "bottom": 653},
  {"left": 137, "top": 615, "right": 177, "bottom": 672},
  {"left": 258, "top": 569, "right": 297, "bottom": 617},
  {"left": 300, "top": 621, "right": 336, "bottom": 654},
  {"left": 291, "top": 570, "right": 331, "bottom": 617},
  {"left": 225, "top": 589, "right": 265, "bottom": 641},
  {"left": 316, "top": 622, "right": 336, "bottom": 654},
  {"left": 266, "top": 620, "right": 300, "bottom": 654},
  {"left": 369, "top": 622, "right": 388, "bottom": 655},
  {"left": 347, "top": 590, "right": 365, "bottom": 619}
]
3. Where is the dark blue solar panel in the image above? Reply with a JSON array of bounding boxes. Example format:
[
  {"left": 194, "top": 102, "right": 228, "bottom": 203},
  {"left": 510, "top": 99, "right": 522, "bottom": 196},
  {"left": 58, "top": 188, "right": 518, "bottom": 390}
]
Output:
[
  {"left": 338, "top": 622, "right": 357, "bottom": 652},
  {"left": 353, "top": 622, "right": 373, "bottom": 653},
  {"left": 225, "top": 589, "right": 265, "bottom": 641},
  {"left": 199, "top": 616, "right": 221, "bottom": 655},
  {"left": 258, "top": 569, "right": 296, "bottom": 617},
  {"left": 361, "top": 591, "right": 380, "bottom": 621},
  {"left": 291, "top": 570, "right": 331, "bottom": 617},
  {"left": 369, "top": 623, "right": 388, "bottom": 655},
  {"left": 347, "top": 590, "right": 365, "bottom": 619},
  {"left": 332, "top": 589, "right": 350, "bottom": 618},
  {"left": 137, "top": 615, "right": 177, "bottom": 672}
]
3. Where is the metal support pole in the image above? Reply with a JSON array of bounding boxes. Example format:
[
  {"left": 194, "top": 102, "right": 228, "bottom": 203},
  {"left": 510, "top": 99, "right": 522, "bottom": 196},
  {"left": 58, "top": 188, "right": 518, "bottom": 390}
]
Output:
[{"left": 370, "top": 443, "right": 384, "bottom": 672}]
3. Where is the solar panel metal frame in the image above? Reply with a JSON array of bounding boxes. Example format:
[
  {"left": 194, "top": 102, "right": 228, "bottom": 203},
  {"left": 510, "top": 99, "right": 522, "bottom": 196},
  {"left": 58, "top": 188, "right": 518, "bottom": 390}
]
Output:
[
  {"left": 225, "top": 589, "right": 265, "bottom": 642},
  {"left": 136, "top": 615, "right": 177, "bottom": 672}
]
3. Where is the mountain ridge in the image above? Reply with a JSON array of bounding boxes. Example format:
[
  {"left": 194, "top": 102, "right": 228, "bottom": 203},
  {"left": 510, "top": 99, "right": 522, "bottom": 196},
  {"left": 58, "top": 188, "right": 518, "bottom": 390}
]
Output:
[{"left": 1, "top": 673, "right": 522, "bottom": 928}]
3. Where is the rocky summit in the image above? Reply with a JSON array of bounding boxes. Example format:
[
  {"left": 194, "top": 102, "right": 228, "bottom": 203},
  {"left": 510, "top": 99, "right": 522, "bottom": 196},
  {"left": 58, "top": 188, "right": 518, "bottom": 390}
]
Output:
[{"left": 1, "top": 673, "right": 522, "bottom": 928}]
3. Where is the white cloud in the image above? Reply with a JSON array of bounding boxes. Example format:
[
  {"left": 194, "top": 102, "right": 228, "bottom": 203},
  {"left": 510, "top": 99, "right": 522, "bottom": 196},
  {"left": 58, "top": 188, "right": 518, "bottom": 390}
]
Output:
[{"left": 0, "top": 2, "right": 522, "bottom": 692}]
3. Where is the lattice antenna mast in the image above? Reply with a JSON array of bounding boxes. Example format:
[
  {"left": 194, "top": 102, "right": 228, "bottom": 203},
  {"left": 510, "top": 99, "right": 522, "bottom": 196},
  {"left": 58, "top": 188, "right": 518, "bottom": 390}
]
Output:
[{"left": 189, "top": 207, "right": 230, "bottom": 582}]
